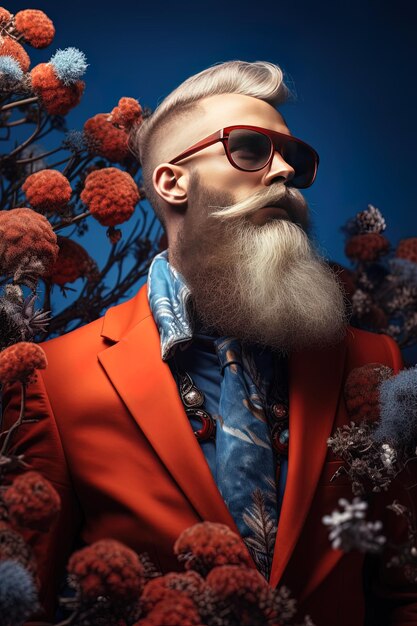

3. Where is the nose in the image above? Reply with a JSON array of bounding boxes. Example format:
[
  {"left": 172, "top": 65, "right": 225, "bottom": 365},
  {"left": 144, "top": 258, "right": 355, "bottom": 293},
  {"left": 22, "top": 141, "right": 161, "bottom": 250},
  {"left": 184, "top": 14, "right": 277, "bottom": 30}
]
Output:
[{"left": 263, "top": 150, "right": 295, "bottom": 186}]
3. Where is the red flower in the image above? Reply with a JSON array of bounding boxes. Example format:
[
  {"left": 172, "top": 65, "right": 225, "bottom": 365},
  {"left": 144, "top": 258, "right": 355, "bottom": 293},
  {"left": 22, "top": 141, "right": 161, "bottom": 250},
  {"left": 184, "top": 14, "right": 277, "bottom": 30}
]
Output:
[
  {"left": 84, "top": 113, "right": 130, "bottom": 162},
  {"left": 109, "top": 97, "right": 143, "bottom": 130},
  {"left": 22, "top": 169, "right": 72, "bottom": 214},
  {"left": 345, "top": 233, "right": 390, "bottom": 262},
  {"left": 14, "top": 9, "right": 55, "bottom": 48},
  {"left": 135, "top": 593, "right": 202, "bottom": 626},
  {"left": 0, "top": 521, "right": 38, "bottom": 583},
  {"left": 30, "top": 63, "right": 84, "bottom": 115},
  {"left": 141, "top": 572, "right": 204, "bottom": 614},
  {"left": 80, "top": 167, "right": 139, "bottom": 226},
  {"left": 206, "top": 565, "right": 276, "bottom": 626},
  {"left": 344, "top": 363, "right": 393, "bottom": 422},
  {"left": 0, "top": 208, "right": 58, "bottom": 282},
  {"left": 396, "top": 238, "right": 417, "bottom": 263},
  {"left": 0, "top": 36, "right": 30, "bottom": 72},
  {"left": 46, "top": 236, "right": 98, "bottom": 286},
  {"left": 67, "top": 539, "right": 144, "bottom": 606},
  {"left": 0, "top": 8, "right": 12, "bottom": 23},
  {"left": 0, "top": 342, "right": 47, "bottom": 386},
  {"left": 3, "top": 471, "right": 60, "bottom": 531},
  {"left": 173, "top": 522, "right": 253, "bottom": 576}
]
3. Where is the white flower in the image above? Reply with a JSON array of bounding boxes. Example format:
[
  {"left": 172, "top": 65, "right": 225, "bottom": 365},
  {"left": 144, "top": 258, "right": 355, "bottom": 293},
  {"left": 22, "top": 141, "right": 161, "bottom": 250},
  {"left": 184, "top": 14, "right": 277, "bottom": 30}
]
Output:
[{"left": 380, "top": 443, "right": 397, "bottom": 468}]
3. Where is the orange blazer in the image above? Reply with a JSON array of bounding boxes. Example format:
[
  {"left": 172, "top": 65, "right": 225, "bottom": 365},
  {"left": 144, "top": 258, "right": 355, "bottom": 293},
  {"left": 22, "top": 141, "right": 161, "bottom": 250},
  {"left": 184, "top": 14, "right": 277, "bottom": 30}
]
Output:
[{"left": 2, "top": 284, "right": 416, "bottom": 625}]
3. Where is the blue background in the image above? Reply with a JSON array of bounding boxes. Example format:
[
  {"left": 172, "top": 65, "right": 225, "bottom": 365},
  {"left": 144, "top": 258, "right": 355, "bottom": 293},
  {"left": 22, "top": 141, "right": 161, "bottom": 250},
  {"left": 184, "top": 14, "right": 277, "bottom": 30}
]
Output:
[{"left": 5, "top": 0, "right": 417, "bottom": 300}]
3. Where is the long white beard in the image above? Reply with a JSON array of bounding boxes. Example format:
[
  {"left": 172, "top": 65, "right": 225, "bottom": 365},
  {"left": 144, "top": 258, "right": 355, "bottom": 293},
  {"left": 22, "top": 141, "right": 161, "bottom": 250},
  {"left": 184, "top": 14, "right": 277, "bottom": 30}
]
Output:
[
  {"left": 225, "top": 218, "right": 348, "bottom": 352},
  {"left": 172, "top": 175, "right": 348, "bottom": 353}
]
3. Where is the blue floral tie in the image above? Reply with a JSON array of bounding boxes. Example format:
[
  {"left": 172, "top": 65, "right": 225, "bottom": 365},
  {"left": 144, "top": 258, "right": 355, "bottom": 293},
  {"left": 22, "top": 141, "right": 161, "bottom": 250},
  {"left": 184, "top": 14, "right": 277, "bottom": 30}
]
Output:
[{"left": 214, "top": 337, "right": 278, "bottom": 579}]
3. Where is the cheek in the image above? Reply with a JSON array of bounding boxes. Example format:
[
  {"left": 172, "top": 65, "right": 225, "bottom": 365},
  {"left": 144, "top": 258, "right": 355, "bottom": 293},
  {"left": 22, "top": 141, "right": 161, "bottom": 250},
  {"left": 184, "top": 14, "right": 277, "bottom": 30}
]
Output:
[{"left": 200, "top": 162, "right": 263, "bottom": 202}]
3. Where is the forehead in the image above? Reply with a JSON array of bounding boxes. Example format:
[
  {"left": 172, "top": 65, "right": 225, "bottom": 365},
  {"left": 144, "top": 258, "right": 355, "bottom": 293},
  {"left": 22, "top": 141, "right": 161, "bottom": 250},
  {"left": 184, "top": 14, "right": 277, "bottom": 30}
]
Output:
[
  {"left": 197, "top": 93, "right": 290, "bottom": 135},
  {"left": 168, "top": 93, "right": 291, "bottom": 158}
]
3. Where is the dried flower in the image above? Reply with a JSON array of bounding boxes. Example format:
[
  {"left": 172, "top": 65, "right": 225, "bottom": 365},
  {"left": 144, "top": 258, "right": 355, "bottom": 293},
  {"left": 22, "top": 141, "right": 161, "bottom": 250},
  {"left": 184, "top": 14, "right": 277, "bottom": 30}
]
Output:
[
  {"left": 205, "top": 565, "right": 292, "bottom": 626},
  {"left": 0, "top": 341, "right": 47, "bottom": 385},
  {"left": 49, "top": 47, "right": 88, "bottom": 86},
  {"left": 355, "top": 204, "right": 386, "bottom": 234},
  {"left": 344, "top": 363, "right": 393, "bottom": 423},
  {"left": 14, "top": 9, "right": 55, "bottom": 48},
  {"left": 351, "top": 289, "right": 372, "bottom": 317},
  {"left": 62, "top": 129, "right": 89, "bottom": 153},
  {"left": 0, "top": 285, "right": 51, "bottom": 347},
  {"left": 386, "top": 285, "right": 417, "bottom": 313},
  {"left": 345, "top": 233, "right": 390, "bottom": 262},
  {"left": 0, "top": 36, "right": 30, "bottom": 72},
  {"left": 140, "top": 571, "right": 204, "bottom": 614},
  {"left": 30, "top": 62, "right": 85, "bottom": 115},
  {"left": 173, "top": 522, "right": 253, "bottom": 577},
  {"left": 380, "top": 443, "right": 397, "bottom": 468},
  {"left": 109, "top": 97, "right": 143, "bottom": 130},
  {"left": 0, "top": 55, "right": 24, "bottom": 86},
  {"left": 80, "top": 167, "right": 139, "bottom": 226},
  {"left": 322, "top": 497, "right": 386, "bottom": 553},
  {"left": 0, "top": 8, "right": 12, "bottom": 23},
  {"left": 0, "top": 208, "right": 58, "bottom": 284},
  {"left": 67, "top": 539, "right": 144, "bottom": 606},
  {"left": 84, "top": 113, "right": 130, "bottom": 162},
  {"left": 373, "top": 366, "right": 417, "bottom": 450},
  {"left": 46, "top": 236, "right": 98, "bottom": 286},
  {"left": 396, "top": 237, "right": 417, "bottom": 263},
  {"left": 137, "top": 553, "right": 162, "bottom": 583},
  {"left": 327, "top": 421, "right": 397, "bottom": 495},
  {"left": 3, "top": 471, "right": 60, "bottom": 531},
  {"left": 22, "top": 169, "right": 72, "bottom": 214},
  {"left": 389, "top": 258, "right": 417, "bottom": 287},
  {"left": 135, "top": 593, "right": 202, "bottom": 626},
  {"left": 0, "top": 522, "right": 38, "bottom": 581},
  {"left": 0, "top": 560, "right": 38, "bottom": 626}
]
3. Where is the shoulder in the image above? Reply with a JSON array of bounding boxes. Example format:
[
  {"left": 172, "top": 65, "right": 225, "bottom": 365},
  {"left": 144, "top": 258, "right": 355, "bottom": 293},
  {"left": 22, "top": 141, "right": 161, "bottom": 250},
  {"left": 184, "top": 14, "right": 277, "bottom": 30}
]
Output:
[
  {"left": 39, "top": 284, "right": 147, "bottom": 361},
  {"left": 344, "top": 326, "right": 403, "bottom": 373}
]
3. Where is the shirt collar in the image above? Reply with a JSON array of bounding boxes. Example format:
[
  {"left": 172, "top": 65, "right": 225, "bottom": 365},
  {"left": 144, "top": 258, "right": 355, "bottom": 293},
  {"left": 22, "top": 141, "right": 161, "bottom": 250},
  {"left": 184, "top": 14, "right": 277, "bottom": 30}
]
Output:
[{"left": 147, "top": 249, "right": 194, "bottom": 361}]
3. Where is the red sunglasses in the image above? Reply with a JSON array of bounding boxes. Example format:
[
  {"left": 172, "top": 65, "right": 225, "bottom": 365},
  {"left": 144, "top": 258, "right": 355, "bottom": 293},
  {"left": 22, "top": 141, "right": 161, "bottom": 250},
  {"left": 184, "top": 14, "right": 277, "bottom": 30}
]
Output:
[{"left": 169, "top": 124, "right": 319, "bottom": 189}]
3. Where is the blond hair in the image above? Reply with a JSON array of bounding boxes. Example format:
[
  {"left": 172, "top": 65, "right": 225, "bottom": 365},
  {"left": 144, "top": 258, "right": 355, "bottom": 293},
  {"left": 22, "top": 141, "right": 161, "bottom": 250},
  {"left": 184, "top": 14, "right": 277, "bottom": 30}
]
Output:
[{"left": 128, "top": 60, "right": 293, "bottom": 224}]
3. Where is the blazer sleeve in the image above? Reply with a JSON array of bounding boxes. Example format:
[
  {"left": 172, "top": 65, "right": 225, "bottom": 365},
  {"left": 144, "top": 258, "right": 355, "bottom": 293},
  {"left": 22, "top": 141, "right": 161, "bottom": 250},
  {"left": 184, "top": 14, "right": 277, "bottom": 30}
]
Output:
[
  {"left": 364, "top": 334, "right": 417, "bottom": 625},
  {"left": 1, "top": 371, "right": 83, "bottom": 623}
]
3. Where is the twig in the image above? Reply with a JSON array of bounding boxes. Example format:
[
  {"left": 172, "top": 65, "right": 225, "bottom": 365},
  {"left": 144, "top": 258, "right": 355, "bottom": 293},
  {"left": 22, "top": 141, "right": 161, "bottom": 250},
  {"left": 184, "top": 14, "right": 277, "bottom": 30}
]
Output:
[
  {"left": 53, "top": 211, "right": 91, "bottom": 233},
  {"left": 0, "top": 96, "right": 38, "bottom": 112}
]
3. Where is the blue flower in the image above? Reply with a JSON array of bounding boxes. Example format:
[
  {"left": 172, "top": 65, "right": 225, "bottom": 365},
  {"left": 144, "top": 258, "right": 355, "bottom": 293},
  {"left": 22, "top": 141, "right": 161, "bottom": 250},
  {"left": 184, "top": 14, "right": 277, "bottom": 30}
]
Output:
[
  {"left": 373, "top": 366, "right": 417, "bottom": 449},
  {"left": 62, "top": 129, "right": 88, "bottom": 153},
  {"left": 389, "top": 258, "right": 417, "bottom": 287},
  {"left": 0, "top": 560, "right": 38, "bottom": 626},
  {"left": 50, "top": 47, "right": 88, "bottom": 85},
  {"left": 0, "top": 55, "right": 24, "bottom": 82}
]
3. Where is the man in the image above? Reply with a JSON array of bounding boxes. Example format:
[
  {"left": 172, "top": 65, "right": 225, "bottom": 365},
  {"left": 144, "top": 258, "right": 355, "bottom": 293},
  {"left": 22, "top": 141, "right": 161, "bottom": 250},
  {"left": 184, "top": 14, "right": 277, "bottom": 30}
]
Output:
[{"left": 2, "top": 60, "right": 416, "bottom": 624}]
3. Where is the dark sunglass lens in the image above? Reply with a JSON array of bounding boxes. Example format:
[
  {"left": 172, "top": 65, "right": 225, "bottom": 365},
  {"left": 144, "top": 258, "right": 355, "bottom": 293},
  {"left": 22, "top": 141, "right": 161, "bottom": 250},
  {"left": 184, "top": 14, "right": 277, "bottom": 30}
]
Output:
[
  {"left": 228, "top": 129, "right": 271, "bottom": 170},
  {"left": 281, "top": 140, "right": 316, "bottom": 188}
]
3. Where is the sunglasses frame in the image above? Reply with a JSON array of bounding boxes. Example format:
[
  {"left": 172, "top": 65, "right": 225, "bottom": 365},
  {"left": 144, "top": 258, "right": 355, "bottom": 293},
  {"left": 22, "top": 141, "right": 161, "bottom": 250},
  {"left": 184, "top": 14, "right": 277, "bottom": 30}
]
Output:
[{"left": 168, "top": 124, "right": 320, "bottom": 188}]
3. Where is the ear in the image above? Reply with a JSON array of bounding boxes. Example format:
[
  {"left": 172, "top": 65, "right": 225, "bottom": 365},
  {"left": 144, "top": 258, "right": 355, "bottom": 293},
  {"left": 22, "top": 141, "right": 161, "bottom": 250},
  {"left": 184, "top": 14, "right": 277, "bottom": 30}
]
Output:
[{"left": 152, "top": 163, "right": 189, "bottom": 211}]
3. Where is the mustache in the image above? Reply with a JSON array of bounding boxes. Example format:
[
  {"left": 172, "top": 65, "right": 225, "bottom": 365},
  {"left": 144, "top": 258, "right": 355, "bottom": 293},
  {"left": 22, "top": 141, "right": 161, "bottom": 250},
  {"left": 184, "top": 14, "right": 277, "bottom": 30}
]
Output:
[{"left": 207, "top": 183, "right": 309, "bottom": 226}]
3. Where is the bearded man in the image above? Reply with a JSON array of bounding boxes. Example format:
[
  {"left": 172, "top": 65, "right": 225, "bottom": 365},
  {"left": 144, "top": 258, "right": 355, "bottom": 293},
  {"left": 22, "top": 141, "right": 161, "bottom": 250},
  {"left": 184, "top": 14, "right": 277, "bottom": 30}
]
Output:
[{"left": 2, "top": 60, "right": 416, "bottom": 625}]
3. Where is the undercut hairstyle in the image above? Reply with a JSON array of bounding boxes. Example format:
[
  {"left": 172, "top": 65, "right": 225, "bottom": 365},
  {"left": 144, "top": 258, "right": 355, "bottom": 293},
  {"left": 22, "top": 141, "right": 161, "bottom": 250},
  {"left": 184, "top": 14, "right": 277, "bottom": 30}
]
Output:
[{"left": 128, "top": 60, "right": 293, "bottom": 226}]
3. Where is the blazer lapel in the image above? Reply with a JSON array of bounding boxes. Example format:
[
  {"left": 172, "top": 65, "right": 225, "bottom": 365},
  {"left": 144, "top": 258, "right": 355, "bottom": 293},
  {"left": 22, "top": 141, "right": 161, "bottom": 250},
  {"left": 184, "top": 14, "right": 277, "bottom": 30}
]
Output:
[
  {"left": 97, "top": 285, "right": 241, "bottom": 534},
  {"left": 269, "top": 339, "right": 347, "bottom": 589}
]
